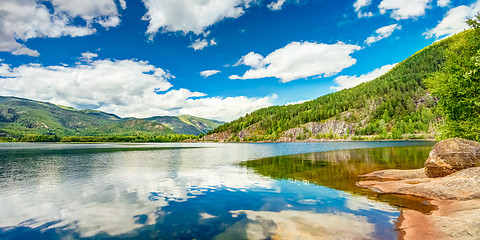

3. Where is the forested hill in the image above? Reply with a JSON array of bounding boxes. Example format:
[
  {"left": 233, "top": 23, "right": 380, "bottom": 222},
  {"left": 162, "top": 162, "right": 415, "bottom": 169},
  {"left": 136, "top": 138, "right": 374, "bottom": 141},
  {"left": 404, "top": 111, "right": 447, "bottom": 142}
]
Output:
[
  {"left": 0, "top": 96, "right": 222, "bottom": 140},
  {"left": 144, "top": 115, "right": 224, "bottom": 135},
  {"left": 206, "top": 30, "right": 478, "bottom": 142}
]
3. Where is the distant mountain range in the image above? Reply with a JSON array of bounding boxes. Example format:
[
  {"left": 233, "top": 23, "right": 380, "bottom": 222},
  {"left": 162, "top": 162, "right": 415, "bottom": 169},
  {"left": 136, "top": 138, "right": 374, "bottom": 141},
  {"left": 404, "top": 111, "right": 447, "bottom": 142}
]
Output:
[{"left": 0, "top": 96, "right": 224, "bottom": 138}]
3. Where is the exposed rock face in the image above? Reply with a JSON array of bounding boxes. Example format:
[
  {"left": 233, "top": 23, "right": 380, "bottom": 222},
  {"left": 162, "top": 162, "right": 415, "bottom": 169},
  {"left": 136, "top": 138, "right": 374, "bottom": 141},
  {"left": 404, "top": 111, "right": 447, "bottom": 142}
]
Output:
[
  {"left": 203, "top": 131, "right": 233, "bottom": 142},
  {"left": 424, "top": 138, "right": 480, "bottom": 178},
  {"left": 281, "top": 120, "right": 357, "bottom": 141}
]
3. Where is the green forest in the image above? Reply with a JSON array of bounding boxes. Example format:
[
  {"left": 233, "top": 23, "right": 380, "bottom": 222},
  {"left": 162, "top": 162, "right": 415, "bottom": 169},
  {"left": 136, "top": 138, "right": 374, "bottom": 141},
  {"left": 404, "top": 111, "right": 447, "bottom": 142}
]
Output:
[{"left": 208, "top": 19, "right": 480, "bottom": 142}]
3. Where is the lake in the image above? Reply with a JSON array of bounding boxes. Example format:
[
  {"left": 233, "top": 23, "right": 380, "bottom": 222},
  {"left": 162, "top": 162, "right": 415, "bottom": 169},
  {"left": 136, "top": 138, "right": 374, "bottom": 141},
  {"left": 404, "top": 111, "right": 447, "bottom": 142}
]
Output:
[{"left": 0, "top": 141, "right": 434, "bottom": 240}]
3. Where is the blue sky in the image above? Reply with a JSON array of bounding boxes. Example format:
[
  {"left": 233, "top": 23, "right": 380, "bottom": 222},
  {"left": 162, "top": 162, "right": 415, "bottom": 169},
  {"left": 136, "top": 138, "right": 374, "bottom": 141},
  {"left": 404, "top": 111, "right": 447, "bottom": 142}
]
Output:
[{"left": 0, "top": 0, "right": 478, "bottom": 121}]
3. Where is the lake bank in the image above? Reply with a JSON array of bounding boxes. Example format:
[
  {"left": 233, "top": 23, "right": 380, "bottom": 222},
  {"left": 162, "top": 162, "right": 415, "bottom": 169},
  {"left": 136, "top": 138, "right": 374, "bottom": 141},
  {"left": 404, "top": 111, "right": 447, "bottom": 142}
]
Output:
[{"left": 358, "top": 138, "right": 480, "bottom": 239}]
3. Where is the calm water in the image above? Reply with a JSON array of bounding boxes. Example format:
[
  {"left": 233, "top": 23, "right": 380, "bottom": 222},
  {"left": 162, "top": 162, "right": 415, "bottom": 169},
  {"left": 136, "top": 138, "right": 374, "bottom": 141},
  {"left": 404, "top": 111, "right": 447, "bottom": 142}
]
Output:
[{"left": 0, "top": 141, "right": 434, "bottom": 240}]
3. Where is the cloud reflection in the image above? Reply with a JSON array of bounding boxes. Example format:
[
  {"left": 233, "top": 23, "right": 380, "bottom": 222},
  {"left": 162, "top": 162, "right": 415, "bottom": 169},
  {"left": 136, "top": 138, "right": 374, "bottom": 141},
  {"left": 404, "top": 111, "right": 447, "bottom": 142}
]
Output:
[
  {"left": 0, "top": 147, "right": 274, "bottom": 237},
  {"left": 223, "top": 210, "right": 375, "bottom": 240}
]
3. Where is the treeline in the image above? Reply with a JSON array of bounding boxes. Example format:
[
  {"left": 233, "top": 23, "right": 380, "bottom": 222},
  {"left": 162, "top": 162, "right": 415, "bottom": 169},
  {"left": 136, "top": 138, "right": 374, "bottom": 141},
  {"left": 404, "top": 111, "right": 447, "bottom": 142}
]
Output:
[{"left": 0, "top": 134, "right": 198, "bottom": 143}]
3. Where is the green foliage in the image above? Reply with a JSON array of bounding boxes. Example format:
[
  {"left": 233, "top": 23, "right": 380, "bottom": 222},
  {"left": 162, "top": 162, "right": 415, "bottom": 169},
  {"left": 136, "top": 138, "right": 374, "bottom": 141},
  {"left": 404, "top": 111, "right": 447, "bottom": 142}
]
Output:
[{"left": 427, "top": 26, "right": 480, "bottom": 141}]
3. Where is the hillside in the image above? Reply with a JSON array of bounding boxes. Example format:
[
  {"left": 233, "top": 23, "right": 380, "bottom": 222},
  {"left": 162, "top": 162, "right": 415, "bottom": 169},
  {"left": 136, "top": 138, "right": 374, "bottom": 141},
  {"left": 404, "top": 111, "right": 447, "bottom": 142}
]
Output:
[
  {"left": 144, "top": 115, "right": 224, "bottom": 135},
  {"left": 206, "top": 30, "right": 478, "bottom": 142},
  {"left": 0, "top": 96, "right": 221, "bottom": 139}
]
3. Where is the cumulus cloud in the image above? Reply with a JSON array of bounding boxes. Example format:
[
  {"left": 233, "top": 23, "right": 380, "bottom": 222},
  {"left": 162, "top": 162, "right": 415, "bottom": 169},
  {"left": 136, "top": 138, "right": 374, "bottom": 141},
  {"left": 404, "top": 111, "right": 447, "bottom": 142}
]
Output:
[
  {"left": 285, "top": 99, "right": 310, "bottom": 105},
  {"left": 330, "top": 63, "right": 397, "bottom": 91},
  {"left": 0, "top": 0, "right": 123, "bottom": 56},
  {"left": 230, "top": 42, "right": 361, "bottom": 83},
  {"left": 437, "top": 0, "right": 450, "bottom": 7},
  {"left": 200, "top": 70, "right": 221, "bottom": 78},
  {"left": 142, "top": 0, "right": 254, "bottom": 38},
  {"left": 0, "top": 58, "right": 274, "bottom": 121},
  {"left": 80, "top": 52, "right": 99, "bottom": 62},
  {"left": 365, "top": 24, "right": 401, "bottom": 45},
  {"left": 353, "top": 0, "right": 373, "bottom": 18},
  {"left": 424, "top": 1, "right": 480, "bottom": 39},
  {"left": 379, "top": 0, "right": 431, "bottom": 20},
  {"left": 189, "top": 39, "right": 217, "bottom": 51},
  {"left": 235, "top": 52, "right": 266, "bottom": 68},
  {"left": 267, "top": 0, "right": 286, "bottom": 10}
]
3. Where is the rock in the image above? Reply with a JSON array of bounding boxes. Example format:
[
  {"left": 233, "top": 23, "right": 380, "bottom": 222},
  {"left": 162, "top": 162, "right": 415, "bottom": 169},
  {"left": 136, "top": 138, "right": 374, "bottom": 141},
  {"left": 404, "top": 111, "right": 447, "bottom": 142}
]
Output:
[
  {"left": 397, "top": 200, "right": 480, "bottom": 240},
  {"left": 424, "top": 138, "right": 480, "bottom": 178},
  {"left": 359, "top": 168, "right": 426, "bottom": 180},
  {"left": 358, "top": 166, "right": 480, "bottom": 200},
  {"left": 359, "top": 166, "right": 480, "bottom": 239},
  {"left": 203, "top": 130, "right": 233, "bottom": 142}
]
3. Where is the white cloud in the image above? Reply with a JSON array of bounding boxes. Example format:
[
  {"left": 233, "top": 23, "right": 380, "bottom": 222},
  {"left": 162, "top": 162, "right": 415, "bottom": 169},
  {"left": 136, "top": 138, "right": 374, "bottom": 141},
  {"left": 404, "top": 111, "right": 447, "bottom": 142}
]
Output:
[
  {"left": 142, "top": 0, "right": 254, "bottom": 38},
  {"left": 80, "top": 52, "right": 99, "bottom": 62},
  {"left": 189, "top": 39, "right": 217, "bottom": 51},
  {"left": 230, "top": 42, "right": 361, "bottom": 83},
  {"left": 119, "top": 0, "right": 127, "bottom": 9},
  {"left": 200, "top": 70, "right": 220, "bottom": 78},
  {"left": 330, "top": 63, "right": 397, "bottom": 91},
  {"left": 235, "top": 52, "right": 266, "bottom": 68},
  {"left": 353, "top": 0, "right": 373, "bottom": 18},
  {"left": 268, "top": 0, "right": 286, "bottom": 10},
  {"left": 365, "top": 24, "right": 401, "bottom": 45},
  {"left": 0, "top": 57, "right": 274, "bottom": 121},
  {"left": 0, "top": 0, "right": 123, "bottom": 56},
  {"left": 354, "top": 0, "right": 372, "bottom": 11},
  {"left": 437, "top": 0, "right": 450, "bottom": 7},
  {"left": 424, "top": 1, "right": 480, "bottom": 39},
  {"left": 49, "top": 0, "right": 122, "bottom": 27},
  {"left": 285, "top": 99, "right": 310, "bottom": 105},
  {"left": 379, "top": 0, "right": 431, "bottom": 20}
]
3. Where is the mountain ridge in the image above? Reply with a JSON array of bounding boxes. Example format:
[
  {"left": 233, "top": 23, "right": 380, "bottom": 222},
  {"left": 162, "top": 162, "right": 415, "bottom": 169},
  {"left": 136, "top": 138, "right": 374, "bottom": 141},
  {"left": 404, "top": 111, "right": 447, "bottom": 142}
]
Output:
[{"left": 0, "top": 96, "right": 223, "bottom": 138}]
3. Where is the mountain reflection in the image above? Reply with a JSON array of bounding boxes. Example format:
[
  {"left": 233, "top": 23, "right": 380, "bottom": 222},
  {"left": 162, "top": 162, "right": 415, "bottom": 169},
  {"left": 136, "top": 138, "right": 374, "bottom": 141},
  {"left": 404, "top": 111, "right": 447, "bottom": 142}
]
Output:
[{"left": 243, "top": 146, "right": 436, "bottom": 212}]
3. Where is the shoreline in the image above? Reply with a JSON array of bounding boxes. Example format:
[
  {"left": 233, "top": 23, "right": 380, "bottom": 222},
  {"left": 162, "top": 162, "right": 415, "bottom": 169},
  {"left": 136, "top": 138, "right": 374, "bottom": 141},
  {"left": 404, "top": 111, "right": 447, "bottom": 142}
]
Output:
[
  {"left": 0, "top": 138, "right": 437, "bottom": 144},
  {"left": 358, "top": 167, "right": 480, "bottom": 239}
]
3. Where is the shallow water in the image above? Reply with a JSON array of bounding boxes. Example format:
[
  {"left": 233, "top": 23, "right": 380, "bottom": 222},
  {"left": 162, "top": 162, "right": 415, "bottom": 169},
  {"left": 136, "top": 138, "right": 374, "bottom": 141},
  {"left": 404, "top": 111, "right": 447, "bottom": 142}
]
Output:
[{"left": 0, "top": 141, "right": 434, "bottom": 239}]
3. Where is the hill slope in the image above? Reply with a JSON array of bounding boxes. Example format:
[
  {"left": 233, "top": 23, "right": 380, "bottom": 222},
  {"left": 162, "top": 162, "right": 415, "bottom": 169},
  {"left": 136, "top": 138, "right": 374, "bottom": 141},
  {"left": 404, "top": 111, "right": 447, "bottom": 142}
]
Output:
[
  {"left": 144, "top": 115, "right": 224, "bottom": 135},
  {"left": 207, "top": 30, "right": 477, "bottom": 142},
  {"left": 0, "top": 96, "right": 221, "bottom": 138}
]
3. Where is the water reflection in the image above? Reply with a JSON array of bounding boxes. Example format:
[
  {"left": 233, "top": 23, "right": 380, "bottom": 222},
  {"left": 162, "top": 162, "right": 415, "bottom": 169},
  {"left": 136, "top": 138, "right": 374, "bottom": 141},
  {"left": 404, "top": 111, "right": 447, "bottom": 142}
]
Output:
[
  {"left": 221, "top": 210, "right": 375, "bottom": 240},
  {"left": 243, "top": 146, "right": 436, "bottom": 212},
  {"left": 0, "top": 142, "right": 434, "bottom": 239}
]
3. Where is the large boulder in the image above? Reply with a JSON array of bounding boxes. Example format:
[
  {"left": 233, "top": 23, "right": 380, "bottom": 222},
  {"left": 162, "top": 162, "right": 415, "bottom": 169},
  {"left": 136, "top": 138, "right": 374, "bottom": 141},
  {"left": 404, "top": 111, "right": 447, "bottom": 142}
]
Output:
[{"left": 424, "top": 138, "right": 480, "bottom": 178}]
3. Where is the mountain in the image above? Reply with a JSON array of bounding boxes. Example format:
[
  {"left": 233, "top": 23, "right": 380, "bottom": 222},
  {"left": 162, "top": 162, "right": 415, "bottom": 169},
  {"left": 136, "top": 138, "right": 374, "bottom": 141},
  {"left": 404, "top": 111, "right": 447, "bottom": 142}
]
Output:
[
  {"left": 144, "top": 115, "right": 224, "bottom": 135},
  {"left": 206, "top": 30, "right": 478, "bottom": 142},
  {"left": 0, "top": 96, "right": 221, "bottom": 139}
]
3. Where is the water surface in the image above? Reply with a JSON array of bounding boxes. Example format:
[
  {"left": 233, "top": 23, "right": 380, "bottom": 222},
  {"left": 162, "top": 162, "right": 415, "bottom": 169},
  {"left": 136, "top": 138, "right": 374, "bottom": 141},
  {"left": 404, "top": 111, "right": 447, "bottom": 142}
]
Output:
[{"left": 0, "top": 141, "right": 434, "bottom": 239}]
